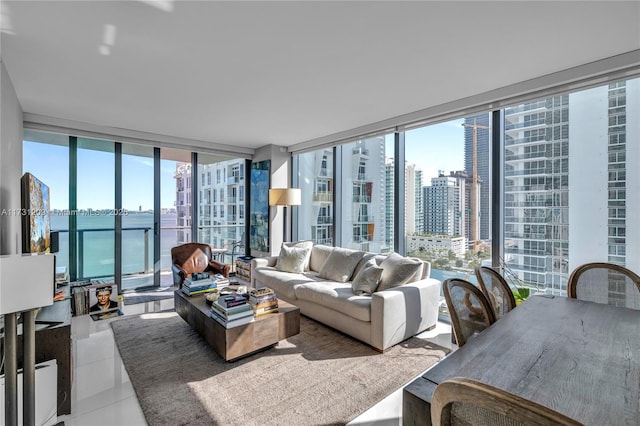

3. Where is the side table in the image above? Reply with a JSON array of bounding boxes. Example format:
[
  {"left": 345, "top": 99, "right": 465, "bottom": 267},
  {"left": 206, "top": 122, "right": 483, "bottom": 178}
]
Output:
[{"left": 235, "top": 256, "right": 253, "bottom": 283}]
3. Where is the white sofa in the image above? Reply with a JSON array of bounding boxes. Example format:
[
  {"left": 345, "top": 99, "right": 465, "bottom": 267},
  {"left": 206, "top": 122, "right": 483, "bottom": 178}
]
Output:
[{"left": 251, "top": 243, "right": 441, "bottom": 351}]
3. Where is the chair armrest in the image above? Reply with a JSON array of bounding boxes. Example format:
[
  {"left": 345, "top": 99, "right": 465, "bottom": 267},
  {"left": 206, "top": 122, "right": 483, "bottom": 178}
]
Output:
[
  {"left": 207, "top": 260, "right": 230, "bottom": 278},
  {"left": 171, "top": 264, "right": 187, "bottom": 287},
  {"left": 370, "top": 278, "right": 441, "bottom": 351}
]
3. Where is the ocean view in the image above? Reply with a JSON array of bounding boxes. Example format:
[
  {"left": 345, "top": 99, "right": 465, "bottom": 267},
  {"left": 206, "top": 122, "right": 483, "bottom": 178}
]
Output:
[{"left": 51, "top": 212, "right": 180, "bottom": 279}]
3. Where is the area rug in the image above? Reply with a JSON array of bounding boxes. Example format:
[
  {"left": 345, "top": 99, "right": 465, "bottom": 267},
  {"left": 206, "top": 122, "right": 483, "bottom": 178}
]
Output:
[
  {"left": 111, "top": 312, "right": 448, "bottom": 426},
  {"left": 122, "top": 286, "right": 177, "bottom": 305}
]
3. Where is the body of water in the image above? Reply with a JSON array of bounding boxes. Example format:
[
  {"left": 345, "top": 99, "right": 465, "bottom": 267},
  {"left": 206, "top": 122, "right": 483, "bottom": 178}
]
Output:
[{"left": 51, "top": 212, "right": 179, "bottom": 279}]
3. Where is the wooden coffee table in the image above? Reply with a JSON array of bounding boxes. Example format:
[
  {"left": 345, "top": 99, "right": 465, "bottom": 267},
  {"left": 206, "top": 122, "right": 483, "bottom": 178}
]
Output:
[{"left": 174, "top": 290, "right": 300, "bottom": 361}]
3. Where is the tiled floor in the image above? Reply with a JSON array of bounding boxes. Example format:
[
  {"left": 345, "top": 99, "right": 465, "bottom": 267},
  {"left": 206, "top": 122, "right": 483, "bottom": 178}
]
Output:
[{"left": 57, "top": 298, "right": 453, "bottom": 426}]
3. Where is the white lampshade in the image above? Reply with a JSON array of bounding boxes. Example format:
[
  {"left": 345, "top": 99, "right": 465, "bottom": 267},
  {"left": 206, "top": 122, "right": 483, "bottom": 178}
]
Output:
[
  {"left": 269, "top": 188, "right": 301, "bottom": 206},
  {"left": 0, "top": 254, "right": 54, "bottom": 314}
]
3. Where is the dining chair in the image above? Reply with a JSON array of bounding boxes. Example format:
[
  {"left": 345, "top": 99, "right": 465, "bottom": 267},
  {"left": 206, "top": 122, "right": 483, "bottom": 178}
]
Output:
[
  {"left": 475, "top": 266, "right": 516, "bottom": 319},
  {"left": 443, "top": 279, "right": 496, "bottom": 347},
  {"left": 567, "top": 262, "right": 640, "bottom": 310},
  {"left": 431, "top": 377, "right": 582, "bottom": 425}
]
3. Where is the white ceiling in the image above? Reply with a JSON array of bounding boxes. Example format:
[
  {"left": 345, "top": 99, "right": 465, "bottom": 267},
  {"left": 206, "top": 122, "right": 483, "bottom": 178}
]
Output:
[{"left": 1, "top": 1, "right": 639, "bottom": 153}]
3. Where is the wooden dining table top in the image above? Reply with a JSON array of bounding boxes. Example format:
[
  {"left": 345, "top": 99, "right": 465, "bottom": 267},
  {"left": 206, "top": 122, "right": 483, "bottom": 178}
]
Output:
[{"left": 421, "top": 294, "right": 640, "bottom": 425}]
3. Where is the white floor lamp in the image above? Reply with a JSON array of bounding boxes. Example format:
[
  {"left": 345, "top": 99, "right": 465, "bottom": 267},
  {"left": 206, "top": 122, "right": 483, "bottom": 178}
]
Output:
[{"left": 268, "top": 188, "right": 301, "bottom": 243}]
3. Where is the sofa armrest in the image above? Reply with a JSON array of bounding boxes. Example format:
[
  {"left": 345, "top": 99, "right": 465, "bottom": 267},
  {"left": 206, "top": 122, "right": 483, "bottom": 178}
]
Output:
[
  {"left": 370, "top": 278, "right": 441, "bottom": 351},
  {"left": 252, "top": 256, "right": 277, "bottom": 269},
  {"left": 250, "top": 256, "right": 278, "bottom": 286}
]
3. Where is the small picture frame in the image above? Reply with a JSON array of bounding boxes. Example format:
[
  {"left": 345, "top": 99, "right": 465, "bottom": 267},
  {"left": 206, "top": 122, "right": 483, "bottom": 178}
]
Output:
[{"left": 87, "top": 283, "right": 119, "bottom": 314}]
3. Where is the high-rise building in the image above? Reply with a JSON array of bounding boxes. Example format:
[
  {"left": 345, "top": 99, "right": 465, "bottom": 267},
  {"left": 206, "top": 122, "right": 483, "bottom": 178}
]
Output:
[
  {"left": 175, "top": 159, "right": 246, "bottom": 249},
  {"left": 405, "top": 163, "right": 424, "bottom": 235},
  {"left": 463, "top": 114, "right": 491, "bottom": 241},
  {"left": 503, "top": 79, "right": 639, "bottom": 294},
  {"left": 384, "top": 158, "right": 394, "bottom": 249},
  {"left": 297, "top": 148, "right": 334, "bottom": 246},
  {"left": 424, "top": 171, "right": 468, "bottom": 239},
  {"left": 175, "top": 162, "right": 192, "bottom": 244},
  {"left": 342, "top": 138, "right": 386, "bottom": 252}
]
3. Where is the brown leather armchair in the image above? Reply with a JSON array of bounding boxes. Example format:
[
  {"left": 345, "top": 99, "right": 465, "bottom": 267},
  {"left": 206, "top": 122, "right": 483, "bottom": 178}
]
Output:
[{"left": 171, "top": 242, "right": 231, "bottom": 288}]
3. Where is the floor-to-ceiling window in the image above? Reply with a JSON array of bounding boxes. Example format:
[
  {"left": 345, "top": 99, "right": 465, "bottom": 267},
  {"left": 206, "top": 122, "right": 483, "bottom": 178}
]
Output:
[
  {"left": 23, "top": 130, "right": 70, "bottom": 270},
  {"left": 197, "top": 153, "right": 247, "bottom": 264},
  {"left": 404, "top": 117, "right": 491, "bottom": 286},
  {"left": 339, "top": 136, "right": 393, "bottom": 252},
  {"left": 76, "top": 138, "right": 116, "bottom": 280},
  {"left": 22, "top": 133, "right": 206, "bottom": 290},
  {"left": 296, "top": 148, "right": 335, "bottom": 246},
  {"left": 121, "top": 144, "right": 155, "bottom": 288},
  {"left": 502, "top": 77, "right": 640, "bottom": 296},
  {"left": 160, "top": 149, "right": 191, "bottom": 275}
]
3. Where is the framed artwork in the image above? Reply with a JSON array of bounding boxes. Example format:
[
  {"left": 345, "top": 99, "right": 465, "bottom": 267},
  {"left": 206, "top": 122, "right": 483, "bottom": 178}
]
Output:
[
  {"left": 87, "top": 282, "right": 119, "bottom": 314},
  {"left": 250, "top": 160, "right": 270, "bottom": 252}
]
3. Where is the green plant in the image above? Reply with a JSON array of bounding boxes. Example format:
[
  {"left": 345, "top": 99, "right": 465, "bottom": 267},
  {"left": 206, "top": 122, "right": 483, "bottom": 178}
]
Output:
[{"left": 512, "top": 287, "right": 531, "bottom": 305}]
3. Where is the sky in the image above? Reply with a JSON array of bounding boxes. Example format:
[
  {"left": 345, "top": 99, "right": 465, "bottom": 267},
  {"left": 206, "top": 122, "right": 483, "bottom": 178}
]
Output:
[
  {"left": 401, "top": 118, "right": 465, "bottom": 180},
  {"left": 23, "top": 141, "right": 177, "bottom": 210},
  {"left": 23, "top": 117, "right": 465, "bottom": 211}
]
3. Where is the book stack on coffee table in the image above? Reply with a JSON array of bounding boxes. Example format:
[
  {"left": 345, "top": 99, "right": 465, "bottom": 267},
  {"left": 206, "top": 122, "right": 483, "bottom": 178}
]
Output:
[
  {"left": 209, "top": 293, "right": 254, "bottom": 328},
  {"left": 249, "top": 288, "right": 278, "bottom": 317}
]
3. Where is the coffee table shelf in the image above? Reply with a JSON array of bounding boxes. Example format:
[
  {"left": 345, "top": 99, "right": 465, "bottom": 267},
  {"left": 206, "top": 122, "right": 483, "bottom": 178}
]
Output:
[{"left": 174, "top": 290, "right": 300, "bottom": 361}]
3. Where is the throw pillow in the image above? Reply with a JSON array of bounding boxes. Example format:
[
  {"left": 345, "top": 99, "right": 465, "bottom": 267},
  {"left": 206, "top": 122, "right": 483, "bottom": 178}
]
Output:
[
  {"left": 317, "top": 247, "right": 365, "bottom": 283},
  {"left": 275, "top": 244, "right": 311, "bottom": 273},
  {"left": 351, "top": 258, "right": 384, "bottom": 296},
  {"left": 377, "top": 252, "right": 423, "bottom": 291},
  {"left": 282, "top": 240, "right": 314, "bottom": 271}
]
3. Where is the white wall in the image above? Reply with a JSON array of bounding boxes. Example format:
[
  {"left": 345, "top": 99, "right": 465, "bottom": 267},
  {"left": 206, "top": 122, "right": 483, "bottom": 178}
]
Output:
[
  {"left": 0, "top": 59, "right": 23, "bottom": 255},
  {"left": 568, "top": 86, "right": 609, "bottom": 271}
]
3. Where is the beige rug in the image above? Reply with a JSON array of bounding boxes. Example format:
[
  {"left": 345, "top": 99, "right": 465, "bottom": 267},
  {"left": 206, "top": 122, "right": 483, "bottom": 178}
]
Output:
[{"left": 111, "top": 311, "right": 447, "bottom": 426}]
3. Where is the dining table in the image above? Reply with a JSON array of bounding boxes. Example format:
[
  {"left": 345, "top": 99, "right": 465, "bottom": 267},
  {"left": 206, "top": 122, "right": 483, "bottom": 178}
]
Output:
[{"left": 403, "top": 294, "right": 640, "bottom": 425}]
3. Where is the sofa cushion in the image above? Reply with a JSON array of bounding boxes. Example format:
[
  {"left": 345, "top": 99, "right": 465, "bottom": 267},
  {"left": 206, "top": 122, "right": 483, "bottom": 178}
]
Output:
[
  {"left": 294, "top": 282, "right": 372, "bottom": 322},
  {"left": 352, "top": 253, "right": 385, "bottom": 279},
  {"left": 351, "top": 258, "right": 384, "bottom": 296},
  {"left": 281, "top": 240, "right": 314, "bottom": 271},
  {"left": 317, "top": 247, "right": 365, "bottom": 282},
  {"left": 377, "top": 253, "right": 423, "bottom": 291},
  {"left": 275, "top": 243, "right": 312, "bottom": 273},
  {"left": 309, "top": 244, "right": 334, "bottom": 272},
  {"left": 253, "top": 267, "right": 320, "bottom": 300}
]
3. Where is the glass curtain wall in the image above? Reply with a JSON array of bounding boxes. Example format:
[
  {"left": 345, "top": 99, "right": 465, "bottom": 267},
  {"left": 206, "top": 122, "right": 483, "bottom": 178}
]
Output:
[
  {"left": 297, "top": 148, "right": 335, "bottom": 246},
  {"left": 404, "top": 116, "right": 492, "bottom": 285},
  {"left": 160, "top": 149, "right": 192, "bottom": 272},
  {"left": 76, "top": 137, "right": 115, "bottom": 279},
  {"left": 197, "top": 153, "right": 246, "bottom": 265},
  {"left": 23, "top": 131, "right": 70, "bottom": 270},
  {"left": 339, "top": 136, "right": 392, "bottom": 252},
  {"left": 292, "top": 78, "right": 639, "bottom": 301},
  {"left": 502, "top": 77, "right": 640, "bottom": 296},
  {"left": 121, "top": 144, "right": 155, "bottom": 287}
]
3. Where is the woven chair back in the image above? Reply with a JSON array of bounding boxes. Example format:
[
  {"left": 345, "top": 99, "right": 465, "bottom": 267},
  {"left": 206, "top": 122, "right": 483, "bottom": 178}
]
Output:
[
  {"left": 568, "top": 262, "right": 640, "bottom": 310},
  {"left": 443, "top": 279, "right": 496, "bottom": 347},
  {"left": 431, "top": 377, "right": 582, "bottom": 426},
  {"left": 475, "top": 266, "right": 516, "bottom": 319}
]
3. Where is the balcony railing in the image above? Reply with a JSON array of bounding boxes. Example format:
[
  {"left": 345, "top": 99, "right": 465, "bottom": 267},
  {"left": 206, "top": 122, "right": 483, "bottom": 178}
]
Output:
[
  {"left": 313, "top": 192, "right": 333, "bottom": 202},
  {"left": 53, "top": 223, "right": 245, "bottom": 290},
  {"left": 353, "top": 195, "right": 371, "bottom": 203},
  {"left": 316, "top": 216, "right": 332, "bottom": 224},
  {"left": 314, "top": 238, "right": 333, "bottom": 246}
]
